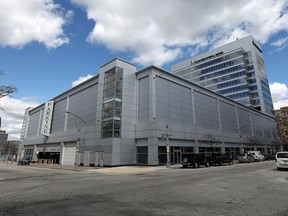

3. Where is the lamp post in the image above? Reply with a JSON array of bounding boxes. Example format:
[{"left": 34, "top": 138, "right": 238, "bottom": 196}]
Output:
[
  {"left": 162, "top": 124, "right": 172, "bottom": 168},
  {"left": 65, "top": 111, "right": 86, "bottom": 165},
  {"left": 237, "top": 125, "right": 251, "bottom": 153}
]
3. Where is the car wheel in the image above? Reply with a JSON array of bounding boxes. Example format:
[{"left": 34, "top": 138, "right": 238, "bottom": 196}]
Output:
[
  {"left": 194, "top": 162, "right": 199, "bottom": 168},
  {"left": 277, "top": 167, "right": 281, "bottom": 171},
  {"left": 183, "top": 165, "right": 188, "bottom": 168},
  {"left": 229, "top": 160, "right": 233, "bottom": 165}
]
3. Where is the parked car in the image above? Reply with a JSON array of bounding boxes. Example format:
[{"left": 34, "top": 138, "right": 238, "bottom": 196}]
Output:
[
  {"left": 181, "top": 154, "right": 210, "bottom": 168},
  {"left": 275, "top": 152, "right": 288, "bottom": 171},
  {"left": 18, "top": 158, "right": 31, "bottom": 165},
  {"left": 262, "top": 153, "right": 275, "bottom": 161},
  {"left": 238, "top": 153, "right": 255, "bottom": 163},
  {"left": 247, "top": 151, "right": 265, "bottom": 162},
  {"left": 208, "top": 153, "right": 233, "bottom": 166}
]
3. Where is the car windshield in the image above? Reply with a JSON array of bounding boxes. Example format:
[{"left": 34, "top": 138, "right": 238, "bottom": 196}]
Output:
[{"left": 277, "top": 153, "right": 288, "bottom": 158}]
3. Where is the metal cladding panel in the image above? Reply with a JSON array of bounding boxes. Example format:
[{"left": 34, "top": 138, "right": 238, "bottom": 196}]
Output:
[
  {"left": 194, "top": 91, "right": 219, "bottom": 130},
  {"left": 251, "top": 113, "right": 263, "bottom": 137},
  {"left": 138, "top": 77, "right": 149, "bottom": 123},
  {"left": 67, "top": 84, "right": 98, "bottom": 130},
  {"left": 51, "top": 98, "right": 67, "bottom": 133},
  {"left": 155, "top": 77, "right": 193, "bottom": 126},
  {"left": 219, "top": 101, "right": 238, "bottom": 133},
  {"left": 26, "top": 110, "right": 41, "bottom": 137}
]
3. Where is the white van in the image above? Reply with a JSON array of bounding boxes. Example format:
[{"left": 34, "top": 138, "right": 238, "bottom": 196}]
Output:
[
  {"left": 275, "top": 152, "right": 288, "bottom": 171},
  {"left": 247, "top": 151, "right": 265, "bottom": 162}
]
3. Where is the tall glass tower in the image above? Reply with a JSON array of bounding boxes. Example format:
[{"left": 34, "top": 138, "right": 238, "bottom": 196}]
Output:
[{"left": 172, "top": 35, "right": 274, "bottom": 116}]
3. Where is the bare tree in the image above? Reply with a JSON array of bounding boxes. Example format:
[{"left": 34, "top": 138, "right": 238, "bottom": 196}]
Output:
[
  {"left": 247, "top": 136, "right": 263, "bottom": 150},
  {"left": 0, "top": 71, "right": 17, "bottom": 100},
  {"left": 1, "top": 141, "right": 19, "bottom": 162},
  {"left": 199, "top": 133, "right": 220, "bottom": 154}
]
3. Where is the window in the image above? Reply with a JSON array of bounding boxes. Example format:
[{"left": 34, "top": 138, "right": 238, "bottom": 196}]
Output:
[
  {"left": 101, "top": 67, "right": 123, "bottom": 138},
  {"left": 137, "top": 146, "right": 148, "bottom": 164}
]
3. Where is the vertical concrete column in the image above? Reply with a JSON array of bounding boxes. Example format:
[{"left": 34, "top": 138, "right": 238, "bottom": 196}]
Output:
[
  {"left": 217, "top": 99, "right": 222, "bottom": 132},
  {"left": 148, "top": 137, "right": 158, "bottom": 165},
  {"left": 59, "top": 142, "right": 64, "bottom": 165},
  {"left": 191, "top": 89, "right": 196, "bottom": 126},
  {"left": 149, "top": 73, "right": 157, "bottom": 122},
  {"left": 194, "top": 140, "right": 199, "bottom": 154},
  {"left": 221, "top": 142, "right": 225, "bottom": 154}
]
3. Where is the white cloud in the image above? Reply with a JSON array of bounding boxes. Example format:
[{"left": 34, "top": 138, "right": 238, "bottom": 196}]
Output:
[
  {"left": 270, "top": 36, "right": 288, "bottom": 51},
  {"left": 0, "top": 0, "right": 71, "bottom": 49},
  {"left": 0, "top": 96, "right": 39, "bottom": 140},
  {"left": 72, "top": 74, "right": 94, "bottom": 87},
  {"left": 270, "top": 82, "right": 288, "bottom": 110},
  {"left": 71, "top": 0, "right": 288, "bottom": 67},
  {"left": 271, "top": 36, "right": 288, "bottom": 47}
]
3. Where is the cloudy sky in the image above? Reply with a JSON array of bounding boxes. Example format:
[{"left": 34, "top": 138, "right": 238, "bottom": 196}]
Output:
[{"left": 0, "top": 0, "right": 288, "bottom": 139}]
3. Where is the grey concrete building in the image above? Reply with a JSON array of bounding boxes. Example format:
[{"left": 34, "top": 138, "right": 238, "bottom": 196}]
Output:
[
  {"left": 172, "top": 35, "right": 274, "bottom": 116},
  {"left": 20, "top": 58, "right": 280, "bottom": 166}
]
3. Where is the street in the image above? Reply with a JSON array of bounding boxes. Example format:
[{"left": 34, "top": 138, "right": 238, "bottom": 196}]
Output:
[{"left": 0, "top": 161, "right": 287, "bottom": 216}]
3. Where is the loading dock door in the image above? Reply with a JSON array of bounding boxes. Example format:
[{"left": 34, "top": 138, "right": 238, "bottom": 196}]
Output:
[{"left": 62, "top": 143, "right": 77, "bottom": 165}]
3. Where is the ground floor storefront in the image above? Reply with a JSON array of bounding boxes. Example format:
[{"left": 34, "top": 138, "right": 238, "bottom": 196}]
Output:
[
  {"left": 21, "top": 139, "right": 279, "bottom": 167},
  {"left": 136, "top": 140, "right": 279, "bottom": 165}
]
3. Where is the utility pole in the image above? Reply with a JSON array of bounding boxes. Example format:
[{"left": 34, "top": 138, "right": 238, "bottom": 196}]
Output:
[
  {"left": 65, "top": 111, "right": 86, "bottom": 165},
  {"left": 162, "top": 124, "right": 172, "bottom": 168}
]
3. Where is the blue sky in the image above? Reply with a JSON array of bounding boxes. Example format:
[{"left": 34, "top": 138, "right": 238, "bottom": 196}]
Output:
[{"left": 0, "top": 0, "right": 288, "bottom": 139}]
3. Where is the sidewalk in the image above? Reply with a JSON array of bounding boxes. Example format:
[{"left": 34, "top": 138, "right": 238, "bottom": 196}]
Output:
[{"left": 1, "top": 160, "right": 181, "bottom": 173}]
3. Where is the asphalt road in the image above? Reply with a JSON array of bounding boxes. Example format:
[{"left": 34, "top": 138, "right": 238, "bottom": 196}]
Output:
[{"left": 0, "top": 161, "right": 287, "bottom": 216}]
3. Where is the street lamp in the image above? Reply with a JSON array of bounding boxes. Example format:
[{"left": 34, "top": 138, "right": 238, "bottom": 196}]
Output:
[
  {"left": 65, "top": 111, "right": 86, "bottom": 165},
  {"left": 65, "top": 111, "right": 86, "bottom": 125},
  {"left": 162, "top": 124, "right": 172, "bottom": 168},
  {"left": 237, "top": 125, "right": 251, "bottom": 153}
]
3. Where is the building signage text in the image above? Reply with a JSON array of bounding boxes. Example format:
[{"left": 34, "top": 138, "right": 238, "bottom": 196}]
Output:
[
  {"left": 192, "top": 51, "right": 224, "bottom": 64},
  {"left": 41, "top": 100, "right": 54, "bottom": 136}
]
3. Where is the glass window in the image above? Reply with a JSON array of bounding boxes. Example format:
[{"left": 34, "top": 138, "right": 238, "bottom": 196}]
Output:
[
  {"left": 103, "top": 88, "right": 115, "bottom": 97},
  {"left": 102, "top": 130, "right": 113, "bottom": 138},
  {"left": 103, "top": 107, "right": 114, "bottom": 118},
  {"left": 137, "top": 146, "right": 148, "bottom": 153},
  {"left": 104, "top": 81, "right": 115, "bottom": 91},
  {"left": 102, "top": 67, "right": 123, "bottom": 138},
  {"left": 104, "top": 75, "right": 115, "bottom": 83},
  {"left": 102, "top": 120, "right": 113, "bottom": 131},
  {"left": 105, "top": 68, "right": 115, "bottom": 78}
]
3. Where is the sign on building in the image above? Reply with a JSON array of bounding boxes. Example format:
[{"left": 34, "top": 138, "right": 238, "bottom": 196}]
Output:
[{"left": 41, "top": 101, "right": 54, "bottom": 136}]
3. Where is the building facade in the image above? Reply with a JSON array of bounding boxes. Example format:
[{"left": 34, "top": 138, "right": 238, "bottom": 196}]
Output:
[
  {"left": 20, "top": 58, "right": 280, "bottom": 166},
  {"left": 172, "top": 35, "right": 274, "bottom": 116},
  {"left": 275, "top": 107, "right": 288, "bottom": 143}
]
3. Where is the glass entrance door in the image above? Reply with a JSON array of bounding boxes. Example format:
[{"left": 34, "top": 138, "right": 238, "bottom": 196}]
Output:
[{"left": 174, "top": 150, "right": 181, "bottom": 164}]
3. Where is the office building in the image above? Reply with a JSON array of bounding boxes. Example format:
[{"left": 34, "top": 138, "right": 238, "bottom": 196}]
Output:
[
  {"left": 275, "top": 107, "right": 288, "bottom": 143},
  {"left": 172, "top": 35, "right": 274, "bottom": 116},
  {"left": 20, "top": 58, "right": 280, "bottom": 166}
]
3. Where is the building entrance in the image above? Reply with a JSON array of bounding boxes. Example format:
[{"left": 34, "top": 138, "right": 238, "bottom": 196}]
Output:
[
  {"left": 173, "top": 150, "right": 181, "bottom": 164},
  {"left": 37, "top": 152, "right": 60, "bottom": 164}
]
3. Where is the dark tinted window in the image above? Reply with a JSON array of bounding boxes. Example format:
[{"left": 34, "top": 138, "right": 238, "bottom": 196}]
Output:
[{"left": 277, "top": 153, "right": 288, "bottom": 158}]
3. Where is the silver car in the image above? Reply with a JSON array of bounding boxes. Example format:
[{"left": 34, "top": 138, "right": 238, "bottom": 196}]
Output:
[{"left": 238, "top": 153, "right": 255, "bottom": 163}]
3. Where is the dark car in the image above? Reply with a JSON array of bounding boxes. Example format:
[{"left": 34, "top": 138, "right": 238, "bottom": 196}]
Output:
[
  {"left": 208, "top": 153, "right": 233, "bottom": 166},
  {"left": 18, "top": 158, "right": 31, "bottom": 165},
  {"left": 263, "top": 153, "right": 275, "bottom": 161},
  {"left": 181, "top": 154, "right": 210, "bottom": 168}
]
